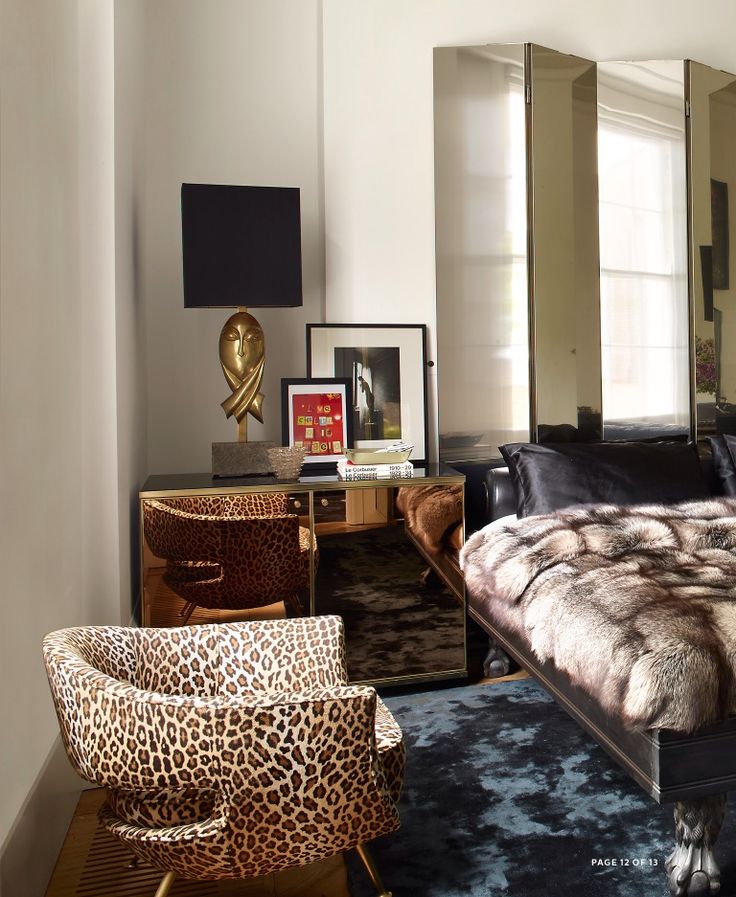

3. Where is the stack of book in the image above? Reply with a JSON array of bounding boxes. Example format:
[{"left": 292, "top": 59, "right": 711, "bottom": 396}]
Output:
[{"left": 336, "top": 459, "right": 414, "bottom": 481}]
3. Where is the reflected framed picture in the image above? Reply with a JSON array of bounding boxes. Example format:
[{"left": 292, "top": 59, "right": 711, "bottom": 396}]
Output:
[
  {"left": 307, "top": 323, "right": 429, "bottom": 464},
  {"left": 281, "top": 377, "right": 352, "bottom": 465},
  {"left": 711, "top": 178, "right": 729, "bottom": 290}
]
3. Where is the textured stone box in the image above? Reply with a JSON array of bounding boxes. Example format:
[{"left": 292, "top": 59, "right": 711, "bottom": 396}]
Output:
[{"left": 211, "top": 441, "right": 276, "bottom": 477}]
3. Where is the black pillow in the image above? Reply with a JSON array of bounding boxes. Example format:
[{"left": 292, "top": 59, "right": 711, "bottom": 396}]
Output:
[
  {"left": 499, "top": 441, "right": 709, "bottom": 518},
  {"left": 709, "top": 435, "right": 736, "bottom": 496}
]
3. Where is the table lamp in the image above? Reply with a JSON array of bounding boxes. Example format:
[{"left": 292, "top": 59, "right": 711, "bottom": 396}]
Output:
[{"left": 181, "top": 183, "right": 303, "bottom": 475}]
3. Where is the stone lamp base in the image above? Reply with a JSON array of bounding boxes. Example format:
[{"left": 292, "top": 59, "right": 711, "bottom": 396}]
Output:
[{"left": 211, "top": 441, "right": 276, "bottom": 477}]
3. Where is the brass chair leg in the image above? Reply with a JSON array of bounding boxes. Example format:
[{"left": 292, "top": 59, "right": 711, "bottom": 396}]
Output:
[
  {"left": 153, "top": 870, "right": 176, "bottom": 897},
  {"left": 354, "top": 843, "right": 392, "bottom": 897}
]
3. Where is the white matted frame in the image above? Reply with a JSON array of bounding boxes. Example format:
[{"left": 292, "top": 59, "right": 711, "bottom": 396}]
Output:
[
  {"left": 307, "top": 324, "right": 429, "bottom": 464},
  {"left": 281, "top": 377, "right": 352, "bottom": 465}
]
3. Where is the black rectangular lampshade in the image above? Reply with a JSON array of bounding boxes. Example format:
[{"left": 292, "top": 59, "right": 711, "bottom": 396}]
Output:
[{"left": 181, "top": 183, "right": 303, "bottom": 308}]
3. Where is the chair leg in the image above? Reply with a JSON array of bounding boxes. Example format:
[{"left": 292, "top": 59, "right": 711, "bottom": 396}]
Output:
[
  {"left": 153, "top": 870, "right": 176, "bottom": 897},
  {"left": 284, "top": 593, "right": 304, "bottom": 617},
  {"left": 181, "top": 602, "right": 196, "bottom": 625},
  {"left": 354, "top": 843, "right": 392, "bottom": 897}
]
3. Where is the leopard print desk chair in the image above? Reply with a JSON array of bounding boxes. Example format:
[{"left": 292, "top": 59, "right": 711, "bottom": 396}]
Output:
[
  {"left": 142, "top": 493, "right": 315, "bottom": 621},
  {"left": 43, "top": 616, "right": 404, "bottom": 897}
]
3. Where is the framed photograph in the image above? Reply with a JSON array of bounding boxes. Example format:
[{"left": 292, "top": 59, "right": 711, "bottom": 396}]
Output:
[
  {"left": 307, "top": 323, "right": 429, "bottom": 464},
  {"left": 281, "top": 377, "right": 353, "bottom": 465}
]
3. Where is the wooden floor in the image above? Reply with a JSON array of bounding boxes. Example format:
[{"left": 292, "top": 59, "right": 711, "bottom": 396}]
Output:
[
  {"left": 146, "top": 567, "right": 290, "bottom": 627},
  {"left": 45, "top": 790, "right": 350, "bottom": 897},
  {"left": 478, "top": 668, "right": 529, "bottom": 686}
]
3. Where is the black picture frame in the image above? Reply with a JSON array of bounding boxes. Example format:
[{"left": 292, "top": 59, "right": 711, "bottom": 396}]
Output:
[
  {"left": 280, "top": 377, "right": 353, "bottom": 465},
  {"left": 700, "top": 244, "right": 714, "bottom": 322},
  {"left": 711, "top": 179, "right": 729, "bottom": 290},
  {"left": 306, "top": 323, "right": 429, "bottom": 464}
]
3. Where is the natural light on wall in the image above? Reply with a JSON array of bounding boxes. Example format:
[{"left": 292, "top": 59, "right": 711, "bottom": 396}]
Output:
[
  {"left": 597, "top": 62, "right": 689, "bottom": 439},
  {"left": 434, "top": 45, "right": 529, "bottom": 461},
  {"left": 507, "top": 75, "right": 530, "bottom": 440}
]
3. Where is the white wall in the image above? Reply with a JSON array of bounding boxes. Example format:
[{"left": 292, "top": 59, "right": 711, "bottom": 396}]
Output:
[
  {"left": 322, "top": 0, "right": 736, "bottom": 459},
  {"left": 115, "top": 0, "right": 148, "bottom": 620},
  {"left": 0, "top": 1, "right": 128, "bottom": 894},
  {"left": 141, "top": 0, "right": 324, "bottom": 475}
]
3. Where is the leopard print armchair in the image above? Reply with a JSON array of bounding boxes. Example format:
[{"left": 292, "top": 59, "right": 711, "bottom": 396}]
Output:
[
  {"left": 43, "top": 617, "right": 404, "bottom": 897},
  {"left": 142, "top": 494, "right": 315, "bottom": 620}
]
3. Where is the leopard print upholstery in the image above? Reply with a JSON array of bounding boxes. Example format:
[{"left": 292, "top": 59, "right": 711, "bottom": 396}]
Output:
[
  {"left": 163, "top": 493, "right": 289, "bottom": 518},
  {"left": 143, "top": 497, "right": 315, "bottom": 612},
  {"left": 43, "top": 617, "right": 404, "bottom": 881}
]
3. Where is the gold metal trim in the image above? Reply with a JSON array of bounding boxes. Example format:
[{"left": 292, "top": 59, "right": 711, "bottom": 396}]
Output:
[
  {"left": 140, "top": 473, "right": 464, "bottom": 500},
  {"left": 355, "top": 668, "right": 466, "bottom": 690},
  {"left": 524, "top": 43, "right": 538, "bottom": 443},
  {"left": 308, "top": 490, "right": 316, "bottom": 616},
  {"left": 684, "top": 59, "right": 698, "bottom": 444}
]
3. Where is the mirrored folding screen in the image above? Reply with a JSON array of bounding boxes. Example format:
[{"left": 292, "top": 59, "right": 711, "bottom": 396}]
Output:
[
  {"left": 433, "top": 44, "right": 530, "bottom": 461},
  {"left": 434, "top": 43, "right": 602, "bottom": 460},
  {"left": 529, "top": 46, "right": 601, "bottom": 443},
  {"left": 434, "top": 47, "right": 736, "bottom": 455}
]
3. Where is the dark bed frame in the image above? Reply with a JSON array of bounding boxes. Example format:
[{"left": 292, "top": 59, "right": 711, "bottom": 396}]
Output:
[{"left": 469, "top": 465, "right": 736, "bottom": 897}]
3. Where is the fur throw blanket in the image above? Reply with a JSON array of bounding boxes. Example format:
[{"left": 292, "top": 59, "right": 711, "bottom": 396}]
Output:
[
  {"left": 461, "top": 498, "right": 736, "bottom": 733},
  {"left": 396, "top": 484, "right": 463, "bottom": 558}
]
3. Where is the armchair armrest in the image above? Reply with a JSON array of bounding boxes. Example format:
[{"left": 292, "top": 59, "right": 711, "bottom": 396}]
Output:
[
  {"left": 99, "top": 791, "right": 230, "bottom": 844},
  {"left": 219, "top": 685, "right": 401, "bottom": 830}
]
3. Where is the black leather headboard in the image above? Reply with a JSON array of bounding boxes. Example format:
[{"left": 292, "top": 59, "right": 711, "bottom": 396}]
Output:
[{"left": 483, "top": 467, "right": 516, "bottom": 522}]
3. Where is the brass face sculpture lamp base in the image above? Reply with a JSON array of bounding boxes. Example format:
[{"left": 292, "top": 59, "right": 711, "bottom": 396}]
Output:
[
  {"left": 212, "top": 307, "right": 275, "bottom": 476},
  {"left": 219, "top": 306, "right": 265, "bottom": 442}
]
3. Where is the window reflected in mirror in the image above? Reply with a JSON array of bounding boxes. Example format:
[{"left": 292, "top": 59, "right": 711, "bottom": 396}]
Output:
[
  {"left": 434, "top": 45, "right": 530, "bottom": 461},
  {"left": 597, "top": 61, "right": 689, "bottom": 441},
  {"left": 530, "top": 46, "right": 601, "bottom": 442}
]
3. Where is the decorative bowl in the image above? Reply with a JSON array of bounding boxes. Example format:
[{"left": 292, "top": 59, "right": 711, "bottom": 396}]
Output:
[
  {"left": 344, "top": 448, "right": 412, "bottom": 465},
  {"left": 268, "top": 446, "right": 307, "bottom": 481}
]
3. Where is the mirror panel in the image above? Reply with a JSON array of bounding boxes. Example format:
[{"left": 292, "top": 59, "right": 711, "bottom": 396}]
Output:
[
  {"left": 530, "top": 45, "right": 601, "bottom": 441},
  {"left": 313, "top": 486, "right": 466, "bottom": 684},
  {"left": 434, "top": 44, "right": 529, "bottom": 461},
  {"left": 597, "top": 61, "right": 690, "bottom": 441},
  {"left": 689, "top": 62, "right": 736, "bottom": 442}
]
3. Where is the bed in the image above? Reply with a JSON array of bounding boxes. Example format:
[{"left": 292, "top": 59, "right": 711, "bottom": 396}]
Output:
[{"left": 460, "top": 438, "right": 736, "bottom": 897}]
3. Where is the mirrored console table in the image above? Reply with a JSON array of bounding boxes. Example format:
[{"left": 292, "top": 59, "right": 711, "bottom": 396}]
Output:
[{"left": 139, "top": 464, "right": 466, "bottom": 688}]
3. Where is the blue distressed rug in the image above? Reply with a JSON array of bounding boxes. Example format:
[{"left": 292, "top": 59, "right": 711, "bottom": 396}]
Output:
[{"left": 348, "top": 680, "right": 736, "bottom": 897}]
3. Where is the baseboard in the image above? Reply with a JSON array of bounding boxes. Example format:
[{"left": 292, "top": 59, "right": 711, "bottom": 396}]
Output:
[{"left": 0, "top": 736, "right": 84, "bottom": 897}]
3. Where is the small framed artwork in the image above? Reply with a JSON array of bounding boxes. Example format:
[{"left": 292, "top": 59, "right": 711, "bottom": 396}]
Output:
[
  {"left": 307, "top": 323, "right": 429, "bottom": 464},
  {"left": 281, "top": 377, "right": 353, "bottom": 465}
]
